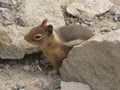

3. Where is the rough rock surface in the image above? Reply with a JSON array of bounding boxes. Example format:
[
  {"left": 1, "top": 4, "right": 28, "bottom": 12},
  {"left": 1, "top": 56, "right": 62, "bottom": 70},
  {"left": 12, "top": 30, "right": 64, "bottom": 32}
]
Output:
[
  {"left": 60, "top": 30, "right": 120, "bottom": 90},
  {"left": 61, "top": 81, "right": 91, "bottom": 90},
  {"left": 60, "top": 0, "right": 114, "bottom": 18},
  {"left": 20, "top": 0, "right": 65, "bottom": 28}
]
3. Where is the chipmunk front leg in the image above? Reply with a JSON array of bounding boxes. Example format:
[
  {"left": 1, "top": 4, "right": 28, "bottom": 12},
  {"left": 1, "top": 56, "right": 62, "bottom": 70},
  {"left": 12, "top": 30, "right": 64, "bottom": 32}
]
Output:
[{"left": 49, "top": 59, "right": 62, "bottom": 75}]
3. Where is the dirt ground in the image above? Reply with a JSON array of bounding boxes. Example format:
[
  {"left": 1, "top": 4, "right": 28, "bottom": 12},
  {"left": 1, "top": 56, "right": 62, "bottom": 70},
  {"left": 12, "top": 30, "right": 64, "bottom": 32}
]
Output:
[
  {"left": 0, "top": 0, "right": 120, "bottom": 90},
  {"left": 0, "top": 53, "right": 60, "bottom": 90}
]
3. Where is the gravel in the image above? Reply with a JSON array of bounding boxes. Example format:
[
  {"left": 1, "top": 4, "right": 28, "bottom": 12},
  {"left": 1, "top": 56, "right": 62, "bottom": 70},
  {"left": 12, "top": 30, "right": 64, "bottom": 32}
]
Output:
[
  {"left": 2, "top": 19, "right": 12, "bottom": 26},
  {"left": 13, "top": 82, "right": 26, "bottom": 90}
]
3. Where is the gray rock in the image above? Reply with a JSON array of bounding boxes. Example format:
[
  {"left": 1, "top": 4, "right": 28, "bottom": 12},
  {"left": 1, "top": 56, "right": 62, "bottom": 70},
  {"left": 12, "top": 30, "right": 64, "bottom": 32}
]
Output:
[
  {"left": 113, "top": 16, "right": 120, "bottom": 22},
  {"left": 19, "top": 0, "right": 65, "bottom": 28},
  {"left": 43, "top": 79, "right": 61, "bottom": 90},
  {"left": 60, "top": 0, "right": 114, "bottom": 18},
  {"left": 15, "top": 18, "right": 25, "bottom": 26},
  {"left": 0, "top": 2, "right": 10, "bottom": 9},
  {"left": 2, "top": 20, "right": 12, "bottom": 26},
  {"left": 111, "top": 26, "right": 120, "bottom": 30},
  {"left": 114, "top": 11, "right": 120, "bottom": 15},
  {"left": 13, "top": 82, "right": 26, "bottom": 90},
  {"left": 60, "top": 30, "right": 120, "bottom": 90},
  {"left": 113, "top": 16, "right": 118, "bottom": 21},
  {"left": 86, "top": 18, "right": 93, "bottom": 22},
  {"left": 117, "top": 16, "right": 120, "bottom": 21},
  {"left": 0, "top": 1, "right": 18, "bottom": 10},
  {"left": 82, "top": 18, "right": 94, "bottom": 26},
  {"left": 1, "top": 9, "right": 13, "bottom": 22},
  {"left": 61, "top": 81, "right": 91, "bottom": 90},
  {"left": 83, "top": 20, "right": 94, "bottom": 26},
  {"left": 23, "top": 65, "right": 30, "bottom": 71}
]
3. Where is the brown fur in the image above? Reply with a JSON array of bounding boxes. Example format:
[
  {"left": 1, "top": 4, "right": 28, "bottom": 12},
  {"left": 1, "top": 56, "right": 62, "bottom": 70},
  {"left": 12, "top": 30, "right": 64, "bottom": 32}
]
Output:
[{"left": 24, "top": 19, "right": 94, "bottom": 74}]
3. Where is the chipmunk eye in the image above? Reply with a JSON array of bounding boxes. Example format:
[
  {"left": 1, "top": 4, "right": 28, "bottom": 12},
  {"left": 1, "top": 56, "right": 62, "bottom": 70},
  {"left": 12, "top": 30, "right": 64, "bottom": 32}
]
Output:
[{"left": 34, "top": 34, "right": 42, "bottom": 40}]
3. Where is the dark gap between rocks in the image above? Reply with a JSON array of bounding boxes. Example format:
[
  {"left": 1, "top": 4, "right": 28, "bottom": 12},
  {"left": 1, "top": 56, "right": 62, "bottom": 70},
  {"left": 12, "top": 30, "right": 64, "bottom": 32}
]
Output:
[{"left": 0, "top": 52, "right": 52, "bottom": 73}]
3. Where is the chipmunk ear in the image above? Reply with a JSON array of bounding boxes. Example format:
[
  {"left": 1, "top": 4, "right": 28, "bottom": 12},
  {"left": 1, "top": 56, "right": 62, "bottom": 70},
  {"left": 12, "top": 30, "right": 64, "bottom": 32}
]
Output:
[
  {"left": 41, "top": 19, "right": 48, "bottom": 26},
  {"left": 45, "top": 25, "right": 53, "bottom": 36}
]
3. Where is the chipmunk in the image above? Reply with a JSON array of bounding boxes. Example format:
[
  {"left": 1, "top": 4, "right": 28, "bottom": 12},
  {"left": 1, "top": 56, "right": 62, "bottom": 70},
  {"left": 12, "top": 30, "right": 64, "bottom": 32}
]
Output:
[{"left": 24, "top": 19, "right": 94, "bottom": 74}]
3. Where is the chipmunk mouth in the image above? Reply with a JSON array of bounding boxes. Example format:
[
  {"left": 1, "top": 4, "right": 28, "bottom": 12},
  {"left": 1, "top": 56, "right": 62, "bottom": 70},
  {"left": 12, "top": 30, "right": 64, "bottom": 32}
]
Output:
[
  {"left": 24, "top": 35, "right": 40, "bottom": 46},
  {"left": 24, "top": 35, "right": 34, "bottom": 44},
  {"left": 24, "top": 35, "right": 29, "bottom": 41}
]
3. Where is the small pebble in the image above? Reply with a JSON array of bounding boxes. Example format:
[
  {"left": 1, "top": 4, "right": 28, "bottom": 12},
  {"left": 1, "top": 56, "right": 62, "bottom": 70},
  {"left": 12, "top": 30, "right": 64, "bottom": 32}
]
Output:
[
  {"left": 4, "top": 64, "right": 10, "bottom": 70},
  {"left": 23, "top": 65, "right": 30, "bottom": 71},
  {"left": 111, "top": 26, "right": 119, "bottom": 30},
  {"left": 85, "top": 18, "right": 93, "bottom": 22},
  {"left": 113, "top": 16, "right": 120, "bottom": 22},
  {"left": 13, "top": 82, "right": 26, "bottom": 90},
  {"left": 83, "top": 21, "right": 94, "bottom": 26},
  {"left": 117, "top": 16, "right": 120, "bottom": 21},
  {"left": 114, "top": 11, "right": 120, "bottom": 15},
  {"left": 53, "top": 79, "right": 61, "bottom": 89},
  {"left": 43, "top": 79, "right": 61, "bottom": 90},
  {"left": 12, "top": 0, "right": 18, "bottom": 5},
  {"left": 113, "top": 16, "right": 118, "bottom": 21},
  {"left": 0, "top": 2, "right": 10, "bottom": 9},
  {"left": 15, "top": 18, "right": 25, "bottom": 26},
  {"left": 100, "top": 29, "right": 110, "bottom": 33},
  {"left": 83, "top": 18, "right": 94, "bottom": 26},
  {"left": 35, "top": 60, "right": 39, "bottom": 64},
  {"left": 0, "top": 64, "right": 4, "bottom": 68},
  {"left": 2, "top": 20, "right": 12, "bottom": 26}
]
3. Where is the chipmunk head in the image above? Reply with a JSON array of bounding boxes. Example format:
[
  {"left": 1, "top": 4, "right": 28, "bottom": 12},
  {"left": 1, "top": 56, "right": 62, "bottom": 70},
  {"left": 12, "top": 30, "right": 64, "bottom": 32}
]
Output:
[{"left": 24, "top": 19, "right": 53, "bottom": 46}]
